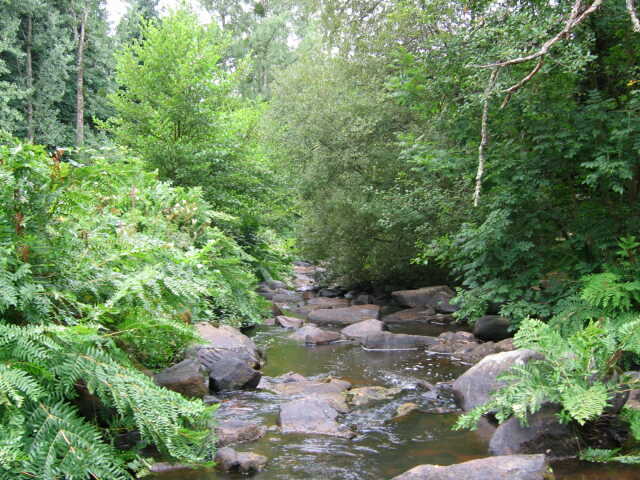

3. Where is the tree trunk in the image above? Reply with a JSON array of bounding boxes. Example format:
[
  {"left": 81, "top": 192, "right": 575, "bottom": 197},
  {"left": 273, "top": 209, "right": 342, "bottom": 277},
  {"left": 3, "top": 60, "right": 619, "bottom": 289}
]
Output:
[
  {"left": 25, "top": 14, "right": 34, "bottom": 143},
  {"left": 75, "top": 8, "right": 88, "bottom": 147}
]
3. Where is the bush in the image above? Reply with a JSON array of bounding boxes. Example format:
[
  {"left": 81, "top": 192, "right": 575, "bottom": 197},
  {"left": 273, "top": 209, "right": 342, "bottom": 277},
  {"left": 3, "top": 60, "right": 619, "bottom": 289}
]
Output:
[{"left": 0, "top": 137, "right": 267, "bottom": 478}]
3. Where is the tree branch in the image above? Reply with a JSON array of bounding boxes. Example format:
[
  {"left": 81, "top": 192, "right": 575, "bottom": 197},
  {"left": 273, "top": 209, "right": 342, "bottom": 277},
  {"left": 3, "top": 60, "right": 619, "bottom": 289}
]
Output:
[
  {"left": 628, "top": 0, "right": 640, "bottom": 32},
  {"left": 474, "top": 67, "right": 500, "bottom": 207}
]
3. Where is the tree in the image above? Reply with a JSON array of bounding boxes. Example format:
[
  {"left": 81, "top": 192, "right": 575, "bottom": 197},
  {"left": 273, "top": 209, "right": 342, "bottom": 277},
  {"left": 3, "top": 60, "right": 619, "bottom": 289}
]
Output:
[
  {"left": 0, "top": 0, "right": 112, "bottom": 146},
  {"left": 200, "top": 0, "right": 306, "bottom": 98},
  {"left": 108, "top": 7, "right": 236, "bottom": 182},
  {"left": 108, "top": 7, "right": 292, "bottom": 279},
  {"left": 115, "top": 0, "right": 159, "bottom": 45}
]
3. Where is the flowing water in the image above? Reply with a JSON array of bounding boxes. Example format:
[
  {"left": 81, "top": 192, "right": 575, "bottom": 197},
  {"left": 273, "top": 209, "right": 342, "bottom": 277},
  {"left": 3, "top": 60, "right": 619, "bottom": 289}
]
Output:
[{"left": 151, "top": 322, "right": 640, "bottom": 480}]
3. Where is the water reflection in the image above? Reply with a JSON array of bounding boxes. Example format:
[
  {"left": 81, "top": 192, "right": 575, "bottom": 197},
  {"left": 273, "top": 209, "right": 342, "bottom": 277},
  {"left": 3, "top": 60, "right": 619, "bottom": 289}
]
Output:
[{"left": 149, "top": 325, "right": 639, "bottom": 480}]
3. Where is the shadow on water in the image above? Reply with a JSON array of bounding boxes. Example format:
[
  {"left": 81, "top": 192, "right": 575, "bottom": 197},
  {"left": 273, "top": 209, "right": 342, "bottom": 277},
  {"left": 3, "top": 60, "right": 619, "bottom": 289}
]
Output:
[{"left": 150, "top": 325, "right": 640, "bottom": 480}]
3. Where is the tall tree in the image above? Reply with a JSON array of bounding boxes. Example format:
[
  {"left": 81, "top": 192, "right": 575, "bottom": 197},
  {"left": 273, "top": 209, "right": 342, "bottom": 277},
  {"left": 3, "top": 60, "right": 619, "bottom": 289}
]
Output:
[
  {"left": 74, "top": 5, "right": 87, "bottom": 146},
  {"left": 115, "top": 0, "right": 159, "bottom": 45},
  {"left": 200, "top": 0, "right": 306, "bottom": 98},
  {"left": 0, "top": 2, "right": 23, "bottom": 133}
]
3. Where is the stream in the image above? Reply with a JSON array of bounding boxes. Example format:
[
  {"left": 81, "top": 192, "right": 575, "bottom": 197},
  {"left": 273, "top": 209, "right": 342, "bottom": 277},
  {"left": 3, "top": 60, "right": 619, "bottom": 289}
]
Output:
[{"left": 151, "top": 320, "right": 639, "bottom": 480}]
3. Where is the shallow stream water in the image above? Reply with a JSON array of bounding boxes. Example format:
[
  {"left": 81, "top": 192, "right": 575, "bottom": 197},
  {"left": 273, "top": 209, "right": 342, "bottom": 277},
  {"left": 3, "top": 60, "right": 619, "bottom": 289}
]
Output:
[{"left": 151, "top": 321, "right": 640, "bottom": 480}]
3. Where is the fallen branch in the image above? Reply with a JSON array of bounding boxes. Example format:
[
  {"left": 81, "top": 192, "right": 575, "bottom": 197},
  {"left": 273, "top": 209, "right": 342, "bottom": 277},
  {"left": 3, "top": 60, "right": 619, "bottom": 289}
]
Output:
[
  {"left": 628, "top": 0, "right": 640, "bottom": 32},
  {"left": 474, "top": 67, "right": 500, "bottom": 207}
]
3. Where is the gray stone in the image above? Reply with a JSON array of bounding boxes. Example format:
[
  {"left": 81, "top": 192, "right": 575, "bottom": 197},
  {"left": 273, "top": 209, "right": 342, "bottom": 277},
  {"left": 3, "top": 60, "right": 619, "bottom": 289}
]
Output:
[
  {"left": 216, "top": 420, "right": 267, "bottom": 447},
  {"left": 353, "top": 293, "right": 375, "bottom": 305},
  {"left": 391, "top": 454, "right": 549, "bottom": 480},
  {"left": 391, "top": 286, "right": 458, "bottom": 313},
  {"left": 382, "top": 307, "right": 437, "bottom": 324},
  {"left": 489, "top": 406, "right": 580, "bottom": 459},
  {"left": 195, "top": 324, "right": 263, "bottom": 366},
  {"left": 452, "top": 349, "right": 543, "bottom": 411},
  {"left": 154, "top": 358, "right": 209, "bottom": 398},
  {"left": 288, "top": 325, "right": 342, "bottom": 345},
  {"left": 271, "top": 291, "right": 304, "bottom": 304},
  {"left": 308, "top": 304, "right": 381, "bottom": 325},
  {"left": 341, "top": 319, "right": 385, "bottom": 341},
  {"left": 279, "top": 397, "right": 355, "bottom": 438},
  {"left": 473, "top": 315, "right": 512, "bottom": 341},
  {"left": 258, "top": 374, "right": 351, "bottom": 396},
  {"left": 215, "top": 447, "right": 267, "bottom": 473},
  {"left": 266, "top": 279, "right": 286, "bottom": 290},
  {"left": 193, "top": 348, "right": 261, "bottom": 391},
  {"left": 189, "top": 324, "right": 264, "bottom": 392},
  {"left": 318, "top": 288, "right": 342, "bottom": 297},
  {"left": 275, "top": 315, "right": 304, "bottom": 329},
  {"left": 361, "top": 332, "right": 438, "bottom": 350}
]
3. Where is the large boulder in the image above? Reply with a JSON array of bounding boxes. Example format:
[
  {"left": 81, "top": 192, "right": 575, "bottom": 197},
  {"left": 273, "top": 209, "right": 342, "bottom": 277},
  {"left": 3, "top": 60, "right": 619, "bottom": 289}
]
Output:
[
  {"left": 382, "top": 307, "right": 437, "bottom": 324},
  {"left": 361, "top": 332, "right": 438, "bottom": 350},
  {"left": 391, "top": 286, "right": 458, "bottom": 313},
  {"left": 216, "top": 420, "right": 267, "bottom": 447},
  {"left": 288, "top": 325, "right": 342, "bottom": 345},
  {"left": 215, "top": 447, "right": 268, "bottom": 474},
  {"left": 473, "top": 316, "right": 512, "bottom": 341},
  {"left": 452, "top": 349, "right": 543, "bottom": 411},
  {"left": 189, "top": 324, "right": 264, "bottom": 391},
  {"left": 391, "top": 454, "right": 549, "bottom": 480},
  {"left": 279, "top": 397, "right": 355, "bottom": 438},
  {"left": 489, "top": 406, "right": 580, "bottom": 459},
  {"left": 309, "top": 304, "right": 381, "bottom": 325},
  {"left": 195, "top": 349, "right": 262, "bottom": 391},
  {"left": 153, "top": 358, "right": 209, "bottom": 398},
  {"left": 195, "top": 324, "right": 263, "bottom": 366},
  {"left": 341, "top": 319, "right": 386, "bottom": 341}
]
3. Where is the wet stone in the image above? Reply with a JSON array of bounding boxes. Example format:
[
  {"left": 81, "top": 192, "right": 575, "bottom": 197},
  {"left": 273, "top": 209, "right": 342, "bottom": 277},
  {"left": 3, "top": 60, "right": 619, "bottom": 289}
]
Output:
[
  {"left": 288, "top": 325, "right": 342, "bottom": 345},
  {"left": 216, "top": 419, "right": 267, "bottom": 447},
  {"left": 279, "top": 397, "right": 355, "bottom": 438},
  {"left": 360, "top": 332, "right": 438, "bottom": 350},
  {"left": 258, "top": 374, "right": 351, "bottom": 397},
  {"left": 308, "top": 304, "right": 381, "bottom": 325},
  {"left": 391, "top": 454, "right": 550, "bottom": 480},
  {"left": 215, "top": 447, "right": 268, "bottom": 473},
  {"left": 341, "top": 319, "right": 385, "bottom": 341},
  {"left": 275, "top": 315, "right": 304, "bottom": 329}
]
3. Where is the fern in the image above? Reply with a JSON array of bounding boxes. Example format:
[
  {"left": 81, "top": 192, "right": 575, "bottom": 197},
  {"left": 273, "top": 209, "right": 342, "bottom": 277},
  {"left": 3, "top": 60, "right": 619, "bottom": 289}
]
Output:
[
  {"left": 0, "top": 139, "right": 266, "bottom": 478},
  {"left": 581, "top": 273, "right": 640, "bottom": 313},
  {"left": 456, "top": 247, "right": 640, "bottom": 463}
]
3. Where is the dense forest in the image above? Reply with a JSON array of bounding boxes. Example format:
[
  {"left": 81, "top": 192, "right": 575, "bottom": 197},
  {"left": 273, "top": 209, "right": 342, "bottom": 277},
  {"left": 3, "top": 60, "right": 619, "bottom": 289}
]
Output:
[{"left": 0, "top": 0, "right": 639, "bottom": 478}]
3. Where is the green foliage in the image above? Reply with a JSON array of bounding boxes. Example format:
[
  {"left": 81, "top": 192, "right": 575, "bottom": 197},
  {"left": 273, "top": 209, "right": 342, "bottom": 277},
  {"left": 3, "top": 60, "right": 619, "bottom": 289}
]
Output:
[
  {"left": 265, "top": 49, "right": 467, "bottom": 287},
  {"left": 108, "top": 7, "right": 294, "bottom": 280},
  {"left": 0, "top": 0, "right": 115, "bottom": 146},
  {"left": 455, "top": 244, "right": 640, "bottom": 463},
  {"left": 0, "top": 136, "right": 269, "bottom": 478}
]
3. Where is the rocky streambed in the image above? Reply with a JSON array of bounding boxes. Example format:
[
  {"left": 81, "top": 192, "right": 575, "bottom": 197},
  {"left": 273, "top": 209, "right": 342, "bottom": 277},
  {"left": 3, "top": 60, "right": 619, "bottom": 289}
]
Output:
[{"left": 149, "top": 263, "right": 640, "bottom": 480}]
